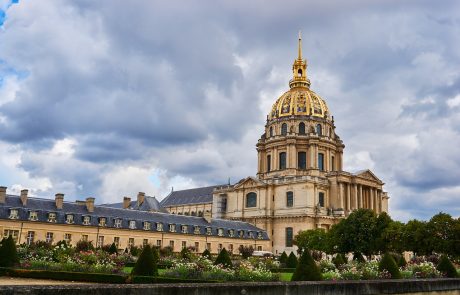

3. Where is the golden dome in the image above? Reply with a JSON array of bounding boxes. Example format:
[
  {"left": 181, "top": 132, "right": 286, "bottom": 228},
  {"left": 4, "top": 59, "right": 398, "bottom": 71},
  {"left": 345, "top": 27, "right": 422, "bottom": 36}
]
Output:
[{"left": 268, "top": 32, "right": 330, "bottom": 120}]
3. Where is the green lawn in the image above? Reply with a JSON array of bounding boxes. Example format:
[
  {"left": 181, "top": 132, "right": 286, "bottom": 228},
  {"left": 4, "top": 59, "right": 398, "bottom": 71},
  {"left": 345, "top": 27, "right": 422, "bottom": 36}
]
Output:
[{"left": 279, "top": 272, "right": 292, "bottom": 281}]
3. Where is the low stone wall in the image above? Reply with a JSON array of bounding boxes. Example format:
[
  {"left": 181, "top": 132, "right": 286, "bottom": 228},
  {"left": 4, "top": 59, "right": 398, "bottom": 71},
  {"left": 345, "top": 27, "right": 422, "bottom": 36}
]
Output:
[{"left": 0, "top": 278, "right": 459, "bottom": 295}]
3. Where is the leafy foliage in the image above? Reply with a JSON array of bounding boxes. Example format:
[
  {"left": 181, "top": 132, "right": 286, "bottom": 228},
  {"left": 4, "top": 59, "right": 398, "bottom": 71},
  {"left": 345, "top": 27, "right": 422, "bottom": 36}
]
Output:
[
  {"left": 108, "top": 243, "right": 118, "bottom": 254},
  {"left": 353, "top": 252, "right": 365, "bottom": 263},
  {"left": 293, "top": 229, "right": 330, "bottom": 254},
  {"left": 214, "top": 248, "right": 232, "bottom": 268},
  {"left": 75, "top": 240, "right": 95, "bottom": 252},
  {"left": 0, "top": 236, "right": 19, "bottom": 267},
  {"left": 238, "top": 245, "right": 254, "bottom": 259},
  {"left": 332, "top": 253, "right": 346, "bottom": 268},
  {"left": 131, "top": 245, "right": 158, "bottom": 276},
  {"left": 378, "top": 252, "right": 401, "bottom": 279},
  {"left": 436, "top": 255, "right": 458, "bottom": 278},
  {"left": 291, "top": 249, "right": 322, "bottom": 281}
]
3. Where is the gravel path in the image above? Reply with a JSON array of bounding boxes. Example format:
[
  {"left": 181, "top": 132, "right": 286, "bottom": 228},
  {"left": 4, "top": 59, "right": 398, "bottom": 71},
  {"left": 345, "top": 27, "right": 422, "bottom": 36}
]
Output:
[{"left": 0, "top": 276, "right": 91, "bottom": 285}]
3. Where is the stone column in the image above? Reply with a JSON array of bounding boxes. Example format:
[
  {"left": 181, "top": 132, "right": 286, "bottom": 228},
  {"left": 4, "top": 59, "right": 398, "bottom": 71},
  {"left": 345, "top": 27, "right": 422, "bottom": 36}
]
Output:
[
  {"left": 354, "top": 184, "right": 358, "bottom": 210},
  {"left": 339, "top": 182, "right": 344, "bottom": 209},
  {"left": 347, "top": 183, "right": 351, "bottom": 211},
  {"left": 370, "top": 188, "right": 374, "bottom": 211},
  {"left": 310, "top": 145, "right": 315, "bottom": 169},
  {"left": 359, "top": 185, "right": 363, "bottom": 209}
]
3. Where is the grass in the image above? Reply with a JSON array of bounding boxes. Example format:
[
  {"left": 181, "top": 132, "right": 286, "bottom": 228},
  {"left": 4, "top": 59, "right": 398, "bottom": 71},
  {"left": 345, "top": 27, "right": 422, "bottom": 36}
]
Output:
[{"left": 279, "top": 272, "right": 293, "bottom": 281}]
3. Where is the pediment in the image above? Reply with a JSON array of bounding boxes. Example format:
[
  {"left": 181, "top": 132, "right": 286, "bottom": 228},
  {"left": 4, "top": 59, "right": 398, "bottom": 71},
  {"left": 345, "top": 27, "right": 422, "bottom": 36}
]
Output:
[
  {"left": 354, "top": 169, "right": 382, "bottom": 183},
  {"left": 233, "top": 176, "right": 266, "bottom": 189}
]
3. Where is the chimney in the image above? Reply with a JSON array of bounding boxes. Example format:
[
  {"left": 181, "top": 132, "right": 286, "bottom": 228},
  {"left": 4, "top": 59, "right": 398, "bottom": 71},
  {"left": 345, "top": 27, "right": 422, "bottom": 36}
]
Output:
[
  {"left": 86, "top": 197, "right": 95, "bottom": 213},
  {"left": 55, "top": 193, "right": 64, "bottom": 209},
  {"left": 123, "top": 196, "right": 131, "bottom": 209},
  {"left": 137, "top": 192, "right": 145, "bottom": 207},
  {"left": 20, "top": 189, "right": 28, "bottom": 206},
  {"left": 203, "top": 210, "right": 212, "bottom": 223},
  {"left": 0, "top": 186, "right": 6, "bottom": 204}
]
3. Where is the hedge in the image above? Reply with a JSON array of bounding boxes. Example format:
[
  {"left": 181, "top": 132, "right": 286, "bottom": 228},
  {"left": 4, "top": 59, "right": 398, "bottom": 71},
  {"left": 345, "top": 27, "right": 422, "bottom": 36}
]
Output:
[
  {"left": 270, "top": 268, "right": 296, "bottom": 273},
  {"left": 131, "top": 276, "right": 220, "bottom": 284},
  {"left": 0, "top": 268, "right": 126, "bottom": 283}
]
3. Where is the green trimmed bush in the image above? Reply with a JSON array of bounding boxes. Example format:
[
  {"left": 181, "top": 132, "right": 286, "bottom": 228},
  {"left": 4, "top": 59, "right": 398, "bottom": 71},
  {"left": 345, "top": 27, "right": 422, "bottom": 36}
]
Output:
[
  {"left": 332, "top": 253, "right": 346, "bottom": 267},
  {"left": 291, "top": 249, "right": 322, "bottom": 281},
  {"left": 108, "top": 243, "right": 118, "bottom": 254},
  {"left": 397, "top": 255, "right": 407, "bottom": 267},
  {"left": 214, "top": 248, "right": 232, "bottom": 268},
  {"left": 436, "top": 255, "right": 458, "bottom": 278},
  {"left": 286, "top": 252, "right": 298, "bottom": 268},
  {"left": 180, "top": 247, "right": 191, "bottom": 260},
  {"left": 353, "top": 252, "right": 365, "bottom": 263},
  {"left": 0, "top": 236, "right": 18, "bottom": 267},
  {"left": 378, "top": 252, "right": 401, "bottom": 279},
  {"left": 279, "top": 251, "right": 288, "bottom": 265},
  {"left": 131, "top": 245, "right": 158, "bottom": 276},
  {"left": 76, "top": 240, "right": 95, "bottom": 252},
  {"left": 202, "top": 248, "right": 212, "bottom": 260}
]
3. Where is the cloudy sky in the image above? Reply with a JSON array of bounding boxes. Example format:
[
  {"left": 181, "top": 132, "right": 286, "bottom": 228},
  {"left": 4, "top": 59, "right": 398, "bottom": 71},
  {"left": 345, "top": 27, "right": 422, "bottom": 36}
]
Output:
[{"left": 0, "top": 0, "right": 459, "bottom": 221}]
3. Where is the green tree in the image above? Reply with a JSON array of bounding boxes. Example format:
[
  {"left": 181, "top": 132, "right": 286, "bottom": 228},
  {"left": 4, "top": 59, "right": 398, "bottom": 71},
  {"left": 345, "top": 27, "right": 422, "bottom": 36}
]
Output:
[
  {"left": 381, "top": 221, "right": 405, "bottom": 254},
  {"left": 427, "top": 213, "right": 456, "bottom": 255},
  {"left": 373, "top": 212, "right": 393, "bottom": 253},
  {"left": 279, "top": 251, "right": 288, "bottom": 265},
  {"left": 293, "top": 229, "right": 330, "bottom": 254},
  {"left": 0, "top": 236, "right": 18, "bottom": 267},
  {"left": 286, "top": 252, "right": 298, "bottom": 268},
  {"left": 214, "top": 248, "right": 232, "bottom": 268},
  {"left": 436, "top": 255, "right": 458, "bottom": 278},
  {"left": 378, "top": 252, "right": 401, "bottom": 279},
  {"left": 131, "top": 245, "right": 158, "bottom": 276},
  {"left": 202, "top": 248, "right": 212, "bottom": 260},
  {"left": 403, "top": 219, "right": 431, "bottom": 256},
  {"left": 180, "top": 247, "right": 191, "bottom": 260},
  {"left": 291, "top": 249, "right": 322, "bottom": 281},
  {"left": 332, "top": 253, "right": 346, "bottom": 268}
]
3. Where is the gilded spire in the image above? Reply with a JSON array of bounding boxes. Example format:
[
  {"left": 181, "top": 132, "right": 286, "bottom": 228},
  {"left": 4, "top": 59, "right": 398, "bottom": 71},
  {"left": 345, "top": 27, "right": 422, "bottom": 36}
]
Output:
[{"left": 298, "top": 30, "right": 302, "bottom": 60}]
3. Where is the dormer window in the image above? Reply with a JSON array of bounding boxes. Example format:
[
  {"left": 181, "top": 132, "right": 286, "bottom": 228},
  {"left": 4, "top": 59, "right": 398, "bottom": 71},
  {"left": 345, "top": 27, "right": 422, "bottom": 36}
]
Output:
[
  {"left": 206, "top": 227, "right": 212, "bottom": 235},
  {"left": 238, "top": 230, "right": 244, "bottom": 238},
  {"left": 114, "top": 218, "right": 122, "bottom": 228},
  {"left": 129, "top": 220, "right": 136, "bottom": 229},
  {"left": 169, "top": 224, "right": 175, "bottom": 232},
  {"left": 181, "top": 225, "right": 188, "bottom": 234},
  {"left": 48, "top": 212, "right": 57, "bottom": 223},
  {"left": 83, "top": 216, "right": 91, "bottom": 225},
  {"left": 217, "top": 228, "right": 224, "bottom": 237},
  {"left": 228, "top": 229, "right": 235, "bottom": 237},
  {"left": 249, "top": 231, "right": 254, "bottom": 239},
  {"left": 65, "top": 214, "right": 74, "bottom": 224},
  {"left": 257, "top": 232, "right": 263, "bottom": 239},
  {"left": 9, "top": 209, "right": 19, "bottom": 220},
  {"left": 156, "top": 223, "right": 163, "bottom": 232},
  {"left": 29, "top": 211, "right": 38, "bottom": 221},
  {"left": 99, "top": 217, "right": 106, "bottom": 227},
  {"left": 143, "top": 221, "right": 151, "bottom": 230},
  {"left": 194, "top": 226, "right": 200, "bottom": 234}
]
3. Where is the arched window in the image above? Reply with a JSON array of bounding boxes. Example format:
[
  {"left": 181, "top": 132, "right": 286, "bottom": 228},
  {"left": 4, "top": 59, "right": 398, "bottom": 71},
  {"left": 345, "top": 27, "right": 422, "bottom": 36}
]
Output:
[
  {"left": 269, "top": 127, "right": 273, "bottom": 137},
  {"left": 298, "top": 152, "right": 306, "bottom": 170},
  {"left": 246, "top": 192, "right": 257, "bottom": 208},
  {"left": 286, "top": 191, "right": 294, "bottom": 207},
  {"left": 299, "top": 122, "right": 305, "bottom": 135},
  {"left": 267, "top": 155, "right": 271, "bottom": 172},
  {"left": 279, "top": 152, "right": 286, "bottom": 170},
  {"left": 318, "top": 153, "right": 324, "bottom": 171},
  {"left": 297, "top": 69, "right": 302, "bottom": 77},
  {"left": 281, "top": 123, "right": 288, "bottom": 136},
  {"left": 316, "top": 124, "right": 322, "bottom": 136}
]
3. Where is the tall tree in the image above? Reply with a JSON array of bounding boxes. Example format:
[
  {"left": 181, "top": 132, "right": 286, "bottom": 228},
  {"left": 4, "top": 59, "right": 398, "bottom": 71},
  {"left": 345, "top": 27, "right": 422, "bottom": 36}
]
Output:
[
  {"left": 403, "top": 219, "right": 431, "bottom": 256},
  {"left": 427, "top": 212, "right": 456, "bottom": 255},
  {"left": 293, "top": 229, "right": 330, "bottom": 254}
]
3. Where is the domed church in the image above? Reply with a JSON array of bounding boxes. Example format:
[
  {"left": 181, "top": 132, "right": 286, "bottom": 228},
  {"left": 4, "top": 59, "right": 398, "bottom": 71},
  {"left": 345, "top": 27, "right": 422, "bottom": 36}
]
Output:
[{"left": 161, "top": 33, "right": 389, "bottom": 254}]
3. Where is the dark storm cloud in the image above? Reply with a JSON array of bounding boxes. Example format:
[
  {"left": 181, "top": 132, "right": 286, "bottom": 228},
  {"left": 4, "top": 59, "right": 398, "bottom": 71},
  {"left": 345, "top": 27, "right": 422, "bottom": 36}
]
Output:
[{"left": 0, "top": 0, "right": 459, "bottom": 220}]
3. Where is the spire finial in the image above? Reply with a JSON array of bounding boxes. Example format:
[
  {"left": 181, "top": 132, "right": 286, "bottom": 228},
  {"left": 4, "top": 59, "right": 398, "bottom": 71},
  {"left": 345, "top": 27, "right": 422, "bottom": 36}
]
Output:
[{"left": 298, "top": 30, "right": 302, "bottom": 60}]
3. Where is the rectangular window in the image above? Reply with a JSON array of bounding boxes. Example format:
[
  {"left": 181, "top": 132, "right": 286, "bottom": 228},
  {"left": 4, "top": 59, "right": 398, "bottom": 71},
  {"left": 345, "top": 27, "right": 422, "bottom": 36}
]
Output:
[
  {"left": 156, "top": 223, "right": 163, "bottom": 231},
  {"left": 81, "top": 234, "right": 88, "bottom": 242},
  {"left": 98, "top": 235, "right": 105, "bottom": 247},
  {"left": 64, "top": 233, "right": 72, "bottom": 244},
  {"left": 267, "top": 155, "right": 271, "bottom": 172},
  {"left": 83, "top": 216, "right": 91, "bottom": 225},
  {"left": 129, "top": 220, "right": 136, "bottom": 229},
  {"left": 257, "top": 246, "right": 262, "bottom": 251},
  {"left": 48, "top": 212, "right": 56, "bottom": 223},
  {"left": 143, "top": 222, "right": 151, "bottom": 230},
  {"left": 182, "top": 241, "right": 186, "bottom": 249},
  {"left": 181, "top": 225, "right": 188, "bottom": 234},
  {"left": 217, "top": 228, "right": 224, "bottom": 236},
  {"left": 195, "top": 242, "right": 199, "bottom": 252},
  {"left": 128, "top": 238, "right": 135, "bottom": 248},
  {"left": 206, "top": 243, "right": 211, "bottom": 251},
  {"left": 286, "top": 191, "right": 294, "bottom": 207},
  {"left": 169, "top": 224, "right": 176, "bottom": 232},
  {"left": 143, "top": 239, "right": 148, "bottom": 246},
  {"left": 331, "top": 156, "right": 335, "bottom": 171},
  {"left": 194, "top": 226, "right": 200, "bottom": 234},
  {"left": 206, "top": 227, "right": 212, "bottom": 235},
  {"left": 3, "top": 230, "right": 19, "bottom": 243},
  {"left": 156, "top": 240, "right": 162, "bottom": 247},
  {"left": 286, "top": 227, "right": 293, "bottom": 247},
  {"left": 318, "top": 153, "right": 324, "bottom": 171},
  {"left": 319, "top": 192, "right": 325, "bottom": 207},
  {"left": 45, "top": 232, "right": 54, "bottom": 244},
  {"left": 279, "top": 152, "right": 286, "bottom": 170},
  {"left": 26, "top": 231, "right": 35, "bottom": 245},
  {"left": 99, "top": 217, "right": 106, "bottom": 227},
  {"left": 298, "top": 152, "right": 307, "bottom": 170},
  {"left": 114, "top": 237, "right": 120, "bottom": 247},
  {"left": 169, "top": 240, "right": 174, "bottom": 249}
]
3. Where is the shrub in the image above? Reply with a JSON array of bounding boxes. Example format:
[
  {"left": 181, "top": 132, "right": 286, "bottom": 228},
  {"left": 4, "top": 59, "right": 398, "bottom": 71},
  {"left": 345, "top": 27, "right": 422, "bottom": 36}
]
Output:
[
  {"left": 332, "top": 253, "right": 346, "bottom": 268},
  {"left": 436, "top": 255, "right": 458, "bottom": 278},
  {"left": 152, "top": 246, "right": 159, "bottom": 264},
  {"left": 180, "top": 247, "right": 192, "bottom": 260},
  {"left": 353, "top": 252, "right": 365, "bottom": 263},
  {"left": 238, "top": 245, "right": 254, "bottom": 259},
  {"left": 202, "top": 249, "right": 212, "bottom": 260},
  {"left": 214, "top": 248, "right": 232, "bottom": 268},
  {"left": 279, "top": 251, "right": 288, "bottom": 265},
  {"left": 286, "top": 252, "right": 298, "bottom": 268},
  {"left": 108, "top": 243, "right": 118, "bottom": 254},
  {"left": 378, "top": 252, "right": 401, "bottom": 279},
  {"left": 397, "top": 255, "right": 407, "bottom": 267},
  {"left": 131, "top": 245, "right": 158, "bottom": 276},
  {"left": 75, "top": 240, "right": 95, "bottom": 252},
  {"left": 407, "top": 261, "right": 442, "bottom": 278},
  {"left": 130, "top": 245, "right": 141, "bottom": 256},
  {"left": 160, "top": 246, "right": 173, "bottom": 257},
  {"left": 0, "top": 236, "right": 18, "bottom": 267},
  {"left": 291, "top": 249, "right": 322, "bottom": 281}
]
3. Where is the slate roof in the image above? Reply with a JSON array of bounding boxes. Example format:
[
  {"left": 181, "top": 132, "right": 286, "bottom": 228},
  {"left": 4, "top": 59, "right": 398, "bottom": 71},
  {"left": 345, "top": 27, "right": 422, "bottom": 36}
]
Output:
[
  {"left": 102, "top": 196, "right": 168, "bottom": 213},
  {"left": 0, "top": 194, "right": 269, "bottom": 240},
  {"left": 160, "top": 185, "right": 224, "bottom": 207}
]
